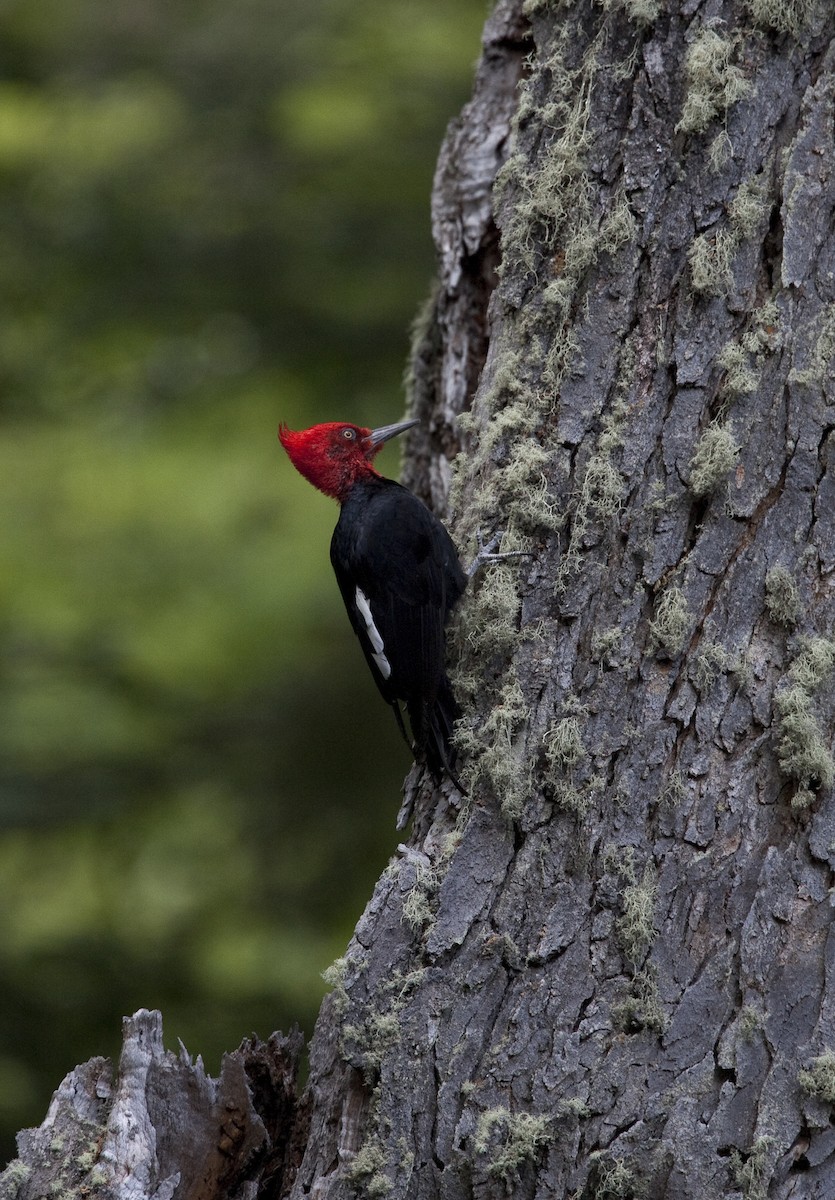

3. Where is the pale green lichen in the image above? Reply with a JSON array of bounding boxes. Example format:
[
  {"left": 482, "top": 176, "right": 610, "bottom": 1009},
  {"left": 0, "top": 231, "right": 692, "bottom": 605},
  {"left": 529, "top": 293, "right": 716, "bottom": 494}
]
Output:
[
  {"left": 386, "top": 966, "right": 427, "bottom": 1004},
  {"left": 552, "top": 775, "right": 602, "bottom": 819},
  {"left": 688, "top": 227, "right": 738, "bottom": 295},
  {"left": 591, "top": 626, "right": 622, "bottom": 666},
  {"left": 789, "top": 303, "right": 835, "bottom": 387},
  {"left": 496, "top": 28, "right": 596, "bottom": 287},
  {"left": 402, "top": 281, "right": 440, "bottom": 415},
  {"left": 580, "top": 453, "right": 624, "bottom": 520},
  {"left": 0, "top": 1161, "right": 31, "bottom": 1196},
  {"left": 650, "top": 586, "right": 690, "bottom": 655},
  {"left": 599, "top": 390, "right": 632, "bottom": 453},
  {"left": 459, "top": 563, "right": 522, "bottom": 669},
  {"left": 446, "top": 343, "right": 532, "bottom": 549},
  {"left": 322, "top": 956, "right": 350, "bottom": 1018},
  {"left": 494, "top": 29, "right": 636, "bottom": 397},
  {"left": 603, "top": 841, "right": 635, "bottom": 882},
  {"left": 718, "top": 341, "right": 759, "bottom": 396},
  {"left": 544, "top": 716, "right": 585, "bottom": 772},
  {"left": 613, "top": 964, "right": 667, "bottom": 1034},
  {"left": 371, "top": 1012, "right": 401, "bottom": 1047},
  {"left": 677, "top": 29, "right": 751, "bottom": 135},
  {"left": 322, "top": 956, "right": 347, "bottom": 988},
  {"left": 444, "top": 10, "right": 646, "bottom": 803},
  {"left": 589, "top": 1151, "right": 637, "bottom": 1198},
  {"left": 600, "top": 195, "right": 639, "bottom": 255},
  {"left": 774, "top": 685, "right": 834, "bottom": 794},
  {"left": 789, "top": 637, "right": 835, "bottom": 692},
  {"left": 456, "top": 667, "right": 531, "bottom": 820},
  {"left": 689, "top": 422, "right": 739, "bottom": 495},
  {"left": 75, "top": 1148, "right": 98, "bottom": 1172},
  {"left": 660, "top": 770, "right": 686, "bottom": 809},
  {"left": 342, "top": 1010, "right": 402, "bottom": 1083},
  {"left": 730, "top": 175, "right": 768, "bottom": 239},
  {"left": 473, "top": 1108, "right": 552, "bottom": 1185},
  {"left": 544, "top": 710, "right": 598, "bottom": 817},
  {"left": 617, "top": 865, "right": 657, "bottom": 962},
  {"left": 448, "top": 505, "right": 531, "bottom": 811},
  {"left": 344, "top": 1140, "right": 392, "bottom": 1196},
  {"left": 450, "top": 344, "right": 557, "bottom": 556},
  {"left": 764, "top": 566, "right": 801, "bottom": 628},
  {"left": 558, "top": 1096, "right": 591, "bottom": 1119},
  {"left": 495, "top": 441, "right": 562, "bottom": 533},
  {"left": 708, "top": 129, "right": 734, "bottom": 171},
  {"left": 0, "top": 1120, "right": 108, "bottom": 1200},
  {"left": 689, "top": 173, "right": 766, "bottom": 294},
  {"left": 739, "top": 1004, "right": 764, "bottom": 1041},
  {"left": 745, "top": 0, "right": 823, "bottom": 36},
  {"left": 729, "top": 1137, "right": 773, "bottom": 1200},
  {"left": 464, "top": 351, "right": 528, "bottom": 444},
  {"left": 605, "top": 847, "right": 660, "bottom": 975},
  {"left": 731, "top": 648, "right": 755, "bottom": 693},
  {"left": 798, "top": 1050, "right": 835, "bottom": 1104},
  {"left": 401, "top": 860, "right": 441, "bottom": 933},
  {"left": 692, "top": 641, "right": 731, "bottom": 691},
  {"left": 750, "top": 298, "right": 780, "bottom": 348},
  {"left": 596, "top": 0, "right": 660, "bottom": 23},
  {"left": 555, "top": 452, "right": 625, "bottom": 593},
  {"left": 453, "top": 17, "right": 639, "bottom": 618},
  {"left": 774, "top": 637, "right": 835, "bottom": 797}
]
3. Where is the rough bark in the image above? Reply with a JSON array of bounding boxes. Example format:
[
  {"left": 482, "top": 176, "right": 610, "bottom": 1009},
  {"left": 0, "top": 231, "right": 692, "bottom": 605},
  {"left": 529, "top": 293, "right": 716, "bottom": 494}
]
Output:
[{"left": 4, "top": 1, "right": 835, "bottom": 1198}]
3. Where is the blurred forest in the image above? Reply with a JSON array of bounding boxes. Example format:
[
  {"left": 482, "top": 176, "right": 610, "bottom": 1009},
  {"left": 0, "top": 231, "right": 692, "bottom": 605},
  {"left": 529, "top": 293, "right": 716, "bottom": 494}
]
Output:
[{"left": 0, "top": 0, "right": 486, "bottom": 1158}]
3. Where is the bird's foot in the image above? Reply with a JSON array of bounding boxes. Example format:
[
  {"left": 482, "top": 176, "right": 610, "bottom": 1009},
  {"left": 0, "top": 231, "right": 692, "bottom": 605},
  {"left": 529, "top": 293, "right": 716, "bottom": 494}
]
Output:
[{"left": 466, "top": 530, "right": 530, "bottom": 578}]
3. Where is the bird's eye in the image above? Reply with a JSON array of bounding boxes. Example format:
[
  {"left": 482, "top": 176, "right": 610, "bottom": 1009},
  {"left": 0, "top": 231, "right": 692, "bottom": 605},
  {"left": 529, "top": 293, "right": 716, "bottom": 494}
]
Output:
[{"left": 342, "top": 428, "right": 356, "bottom": 440}]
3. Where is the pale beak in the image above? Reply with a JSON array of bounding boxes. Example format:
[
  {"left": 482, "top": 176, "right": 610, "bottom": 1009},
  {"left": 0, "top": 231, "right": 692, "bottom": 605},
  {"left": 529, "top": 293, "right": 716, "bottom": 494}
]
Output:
[{"left": 364, "top": 418, "right": 420, "bottom": 450}]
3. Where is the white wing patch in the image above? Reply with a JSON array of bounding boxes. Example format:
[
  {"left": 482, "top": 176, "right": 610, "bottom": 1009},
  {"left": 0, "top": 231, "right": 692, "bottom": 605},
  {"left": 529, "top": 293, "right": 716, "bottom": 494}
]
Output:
[{"left": 355, "top": 586, "right": 391, "bottom": 679}]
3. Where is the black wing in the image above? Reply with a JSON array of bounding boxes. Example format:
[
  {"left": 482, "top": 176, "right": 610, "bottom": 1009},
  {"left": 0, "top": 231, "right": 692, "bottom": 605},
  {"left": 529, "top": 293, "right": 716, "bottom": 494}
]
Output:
[{"left": 330, "top": 478, "right": 465, "bottom": 712}]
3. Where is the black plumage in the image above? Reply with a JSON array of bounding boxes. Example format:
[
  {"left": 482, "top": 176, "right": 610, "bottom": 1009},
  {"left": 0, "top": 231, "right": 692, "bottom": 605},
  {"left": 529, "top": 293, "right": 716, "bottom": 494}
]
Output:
[
  {"left": 278, "top": 417, "right": 467, "bottom": 790},
  {"left": 330, "top": 476, "right": 467, "bottom": 786}
]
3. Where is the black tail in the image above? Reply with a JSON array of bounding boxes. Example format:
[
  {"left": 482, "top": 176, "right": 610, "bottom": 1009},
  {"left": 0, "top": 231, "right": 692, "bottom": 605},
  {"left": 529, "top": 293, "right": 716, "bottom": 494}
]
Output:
[{"left": 406, "top": 676, "right": 466, "bottom": 793}]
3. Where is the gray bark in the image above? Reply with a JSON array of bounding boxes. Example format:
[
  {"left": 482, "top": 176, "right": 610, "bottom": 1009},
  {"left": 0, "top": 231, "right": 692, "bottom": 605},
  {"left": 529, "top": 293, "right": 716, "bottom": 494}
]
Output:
[
  {"left": 4, "top": 1, "right": 835, "bottom": 1198},
  {"left": 0, "top": 1010, "right": 304, "bottom": 1200}
]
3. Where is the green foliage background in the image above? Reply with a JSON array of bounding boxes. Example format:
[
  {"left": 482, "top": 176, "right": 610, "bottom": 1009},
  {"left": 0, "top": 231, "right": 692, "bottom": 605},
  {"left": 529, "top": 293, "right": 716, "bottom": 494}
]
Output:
[{"left": 0, "top": 0, "right": 486, "bottom": 1157}]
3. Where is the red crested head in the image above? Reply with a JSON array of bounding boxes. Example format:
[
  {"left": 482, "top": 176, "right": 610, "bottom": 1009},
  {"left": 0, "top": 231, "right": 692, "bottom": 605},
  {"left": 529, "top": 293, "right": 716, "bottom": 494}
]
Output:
[{"left": 278, "top": 418, "right": 418, "bottom": 502}]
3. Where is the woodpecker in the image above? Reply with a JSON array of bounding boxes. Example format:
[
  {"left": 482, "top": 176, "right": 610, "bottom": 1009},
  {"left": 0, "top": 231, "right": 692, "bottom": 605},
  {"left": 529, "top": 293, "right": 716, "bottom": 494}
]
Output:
[{"left": 278, "top": 418, "right": 467, "bottom": 789}]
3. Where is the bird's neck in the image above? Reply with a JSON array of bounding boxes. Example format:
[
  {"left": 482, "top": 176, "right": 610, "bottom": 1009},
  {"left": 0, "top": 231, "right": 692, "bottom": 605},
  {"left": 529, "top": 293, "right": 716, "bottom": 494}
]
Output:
[
  {"left": 333, "top": 466, "right": 388, "bottom": 505},
  {"left": 296, "top": 455, "right": 380, "bottom": 503}
]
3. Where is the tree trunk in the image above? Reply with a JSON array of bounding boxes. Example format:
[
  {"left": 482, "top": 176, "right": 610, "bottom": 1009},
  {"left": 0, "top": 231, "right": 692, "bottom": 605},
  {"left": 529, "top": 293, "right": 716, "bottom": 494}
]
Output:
[{"left": 5, "top": 1, "right": 835, "bottom": 1197}]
